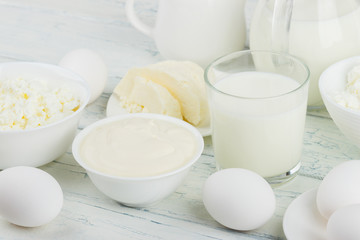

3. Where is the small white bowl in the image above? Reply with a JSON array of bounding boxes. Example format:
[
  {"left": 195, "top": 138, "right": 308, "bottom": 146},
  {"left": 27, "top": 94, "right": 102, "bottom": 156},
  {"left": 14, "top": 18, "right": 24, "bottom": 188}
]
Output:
[
  {"left": 319, "top": 56, "right": 360, "bottom": 148},
  {"left": 0, "top": 62, "right": 90, "bottom": 169},
  {"left": 72, "top": 113, "right": 204, "bottom": 207}
]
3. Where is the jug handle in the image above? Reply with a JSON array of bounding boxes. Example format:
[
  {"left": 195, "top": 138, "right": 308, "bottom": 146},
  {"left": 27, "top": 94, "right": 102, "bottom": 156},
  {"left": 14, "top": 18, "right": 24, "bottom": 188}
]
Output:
[
  {"left": 272, "top": 0, "right": 293, "bottom": 52},
  {"left": 125, "top": 0, "right": 153, "bottom": 37}
]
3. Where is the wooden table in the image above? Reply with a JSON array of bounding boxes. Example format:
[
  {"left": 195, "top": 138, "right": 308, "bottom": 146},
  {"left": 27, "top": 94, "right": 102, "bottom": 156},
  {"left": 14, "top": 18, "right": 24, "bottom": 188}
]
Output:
[{"left": 0, "top": 0, "right": 359, "bottom": 239}]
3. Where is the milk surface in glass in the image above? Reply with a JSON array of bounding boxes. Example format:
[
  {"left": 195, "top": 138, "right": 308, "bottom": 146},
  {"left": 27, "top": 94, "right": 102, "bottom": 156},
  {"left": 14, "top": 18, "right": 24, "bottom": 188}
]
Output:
[
  {"left": 250, "top": 0, "right": 360, "bottom": 106},
  {"left": 211, "top": 71, "right": 307, "bottom": 178}
]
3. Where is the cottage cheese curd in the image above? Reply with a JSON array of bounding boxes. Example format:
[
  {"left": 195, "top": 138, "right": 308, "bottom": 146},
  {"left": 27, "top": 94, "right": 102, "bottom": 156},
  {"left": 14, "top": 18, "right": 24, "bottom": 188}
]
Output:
[
  {"left": 335, "top": 65, "right": 360, "bottom": 110},
  {"left": 0, "top": 77, "right": 81, "bottom": 130}
]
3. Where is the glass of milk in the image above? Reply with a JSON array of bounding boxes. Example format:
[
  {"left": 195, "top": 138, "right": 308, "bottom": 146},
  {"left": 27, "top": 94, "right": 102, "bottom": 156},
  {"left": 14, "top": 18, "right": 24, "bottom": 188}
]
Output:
[{"left": 205, "top": 50, "right": 310, "bottom": 184}]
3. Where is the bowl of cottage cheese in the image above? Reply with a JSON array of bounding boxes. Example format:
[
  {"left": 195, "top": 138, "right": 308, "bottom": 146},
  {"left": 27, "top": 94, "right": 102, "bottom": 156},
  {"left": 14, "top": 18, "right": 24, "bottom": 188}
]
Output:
[
  {"left": 319, "top": 56, "right": 360, "bottom": 149},
  {"left": 0, "top": 62, "right": 90, "bottom": 169}
]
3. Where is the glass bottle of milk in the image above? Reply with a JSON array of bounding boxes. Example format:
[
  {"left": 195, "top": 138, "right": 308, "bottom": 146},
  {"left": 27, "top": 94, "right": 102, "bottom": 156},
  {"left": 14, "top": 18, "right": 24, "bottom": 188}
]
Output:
[{"left": 250, "top": 0, "right": 360, "bottom": 107}]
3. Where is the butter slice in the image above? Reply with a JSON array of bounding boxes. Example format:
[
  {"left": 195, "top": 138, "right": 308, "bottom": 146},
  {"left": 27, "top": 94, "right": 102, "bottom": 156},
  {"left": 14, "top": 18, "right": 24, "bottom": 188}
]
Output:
[
  {"left": 147, "top": 61, "right": 209, "bottom": 126},
  {"left": 114, "top": 61, "right": 209, "bottom": 126},
  {"left": 114, "top": 72, "right": 182, "bottom": 119}
]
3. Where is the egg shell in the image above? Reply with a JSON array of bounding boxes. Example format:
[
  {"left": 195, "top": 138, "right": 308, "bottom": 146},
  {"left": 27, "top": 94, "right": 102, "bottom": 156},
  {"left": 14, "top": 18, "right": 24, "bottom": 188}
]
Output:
[
  {"left": 316, "top": 160, "right": 360, "bottom": 219},
  {"left": 0, "top": 166, "right": 63, "bottom": 227},
  {"left": 327, "top": 204, "right": 360, "bottom": 240},
  {"left": 202, "top": 168, "right": 276, "bottom": 231},
  {"left": 59, "top": 48, "right": 107, "bottom": 104}
]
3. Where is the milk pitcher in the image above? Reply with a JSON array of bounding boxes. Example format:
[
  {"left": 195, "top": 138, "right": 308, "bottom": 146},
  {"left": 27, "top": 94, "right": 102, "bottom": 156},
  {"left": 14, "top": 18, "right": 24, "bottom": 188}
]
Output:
[
  {"left": 126, "top": 0, "right": 246, "bottom": 67},
  {"left": 250, "top": 0, "right": 360, "bottom": 106}
]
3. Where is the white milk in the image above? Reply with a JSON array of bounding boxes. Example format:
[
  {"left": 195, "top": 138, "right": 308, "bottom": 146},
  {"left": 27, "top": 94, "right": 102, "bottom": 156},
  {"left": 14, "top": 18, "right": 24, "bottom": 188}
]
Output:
[
  {"left": 211, "top": 72, "right": 307, "bottom": 178},
  {"left": 250, "top": 1, "right": 360, "bottom": 106}
]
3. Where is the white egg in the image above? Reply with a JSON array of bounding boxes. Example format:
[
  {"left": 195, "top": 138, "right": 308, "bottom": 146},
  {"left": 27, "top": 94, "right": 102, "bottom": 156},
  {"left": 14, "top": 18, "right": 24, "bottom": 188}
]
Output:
[
  {"left": 316, "top": 160, "right": 360, "bottom": 219},
  {"left": 202, "top": 168, "right": 276, "bottom": 231},
  {"left": 327, "top": 204, "right": 360, "bottom": 240},
  {"left": 0, "top": 166, "right": 63, "bottom": 227},
  {"left": 59, "top": 48, "right": 107, "bottom": 104}
]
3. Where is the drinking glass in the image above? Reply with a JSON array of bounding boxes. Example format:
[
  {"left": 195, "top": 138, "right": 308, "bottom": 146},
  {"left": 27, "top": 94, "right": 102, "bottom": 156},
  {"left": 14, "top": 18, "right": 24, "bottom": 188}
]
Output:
[{"left": 205, "top": 50, "right": 310, "bottom": 184}]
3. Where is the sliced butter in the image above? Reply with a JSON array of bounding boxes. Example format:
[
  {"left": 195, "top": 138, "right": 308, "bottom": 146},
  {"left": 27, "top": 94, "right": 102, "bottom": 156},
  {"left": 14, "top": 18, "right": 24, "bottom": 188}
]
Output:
[
  {"left": 147, "top": 61, "right": 209, "bottom": 126},
  {"left": 114, "top": 60, "right": 209, "bottom": 126},
  {"left": 114, "top": 73, "right": 182, "bottom": 119}
]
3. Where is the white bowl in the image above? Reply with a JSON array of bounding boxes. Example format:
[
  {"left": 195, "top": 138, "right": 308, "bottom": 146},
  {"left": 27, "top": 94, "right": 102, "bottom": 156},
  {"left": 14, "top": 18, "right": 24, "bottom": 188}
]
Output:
[
  {"left": 0, "top": 62, "right": 90, "bottom": 169},
  {"left": 72, "top": 113, "right": 204, "bottom": 207},
  {"left": 319, "top": 56, "right": 360, "bottom": 148}
]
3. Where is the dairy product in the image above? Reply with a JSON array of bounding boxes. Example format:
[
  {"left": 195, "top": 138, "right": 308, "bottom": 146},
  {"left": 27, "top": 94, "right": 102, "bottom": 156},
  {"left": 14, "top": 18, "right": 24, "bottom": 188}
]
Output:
[
  {"left": 210, "top": 72, "right": 307, "bottom": 178},
  {"left": 0, "top": 77, "right": 81, "bottom": 130},
  {"left": 116, "top": 72, "right": 182, "bottom": 118},
  {"left": 79, "top": 117, "right": 197, "bottom": 177},
  {"left": 127, "top": 0, "right": 246, "bottom": 68},
  {"left": 117, "top": 74, "right": 182, "bottom": 119},
  {"left": 250, "top": 1, "right": 360, "bottom": 106},
  {"left": 113, "top": 61, "right": 209, "bottom": 126},
  {"left": 334, "top": 65, "right": 360, "bottom": 110}
]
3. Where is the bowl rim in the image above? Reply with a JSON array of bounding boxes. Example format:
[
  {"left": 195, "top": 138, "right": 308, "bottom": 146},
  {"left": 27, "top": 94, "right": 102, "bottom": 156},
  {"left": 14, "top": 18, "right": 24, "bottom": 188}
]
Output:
[
  {"left": 319, "top": 55, "right": 360, "bottom": 117},
  {"left": 72, "top": 113, "right": 205, "bottom": 181},
  {"left": 0, "top": 61, "right": 91, "bottom": 133}
]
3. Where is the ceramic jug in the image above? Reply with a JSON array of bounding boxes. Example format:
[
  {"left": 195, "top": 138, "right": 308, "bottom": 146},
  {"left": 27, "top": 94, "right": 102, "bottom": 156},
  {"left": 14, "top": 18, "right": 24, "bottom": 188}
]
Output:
[
  {"left": 250, "top": 0, "right": 360, "bottom": 107},
  {"left": 126, "top": 0, "right": 246, "bottom": 68}
]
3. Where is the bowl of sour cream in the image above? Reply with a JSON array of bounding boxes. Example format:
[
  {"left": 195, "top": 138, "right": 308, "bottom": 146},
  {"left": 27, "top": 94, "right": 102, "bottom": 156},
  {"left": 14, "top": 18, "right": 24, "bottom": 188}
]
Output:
[{"left": 72, "top": 113, "right": 204, "bottom": 207}]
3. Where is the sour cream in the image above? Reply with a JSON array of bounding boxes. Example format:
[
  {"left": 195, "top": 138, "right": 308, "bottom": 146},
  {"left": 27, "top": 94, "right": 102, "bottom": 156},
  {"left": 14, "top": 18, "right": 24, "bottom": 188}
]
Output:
[{"left": 79, "top": 117, "right": 197, "bottom": 177}]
